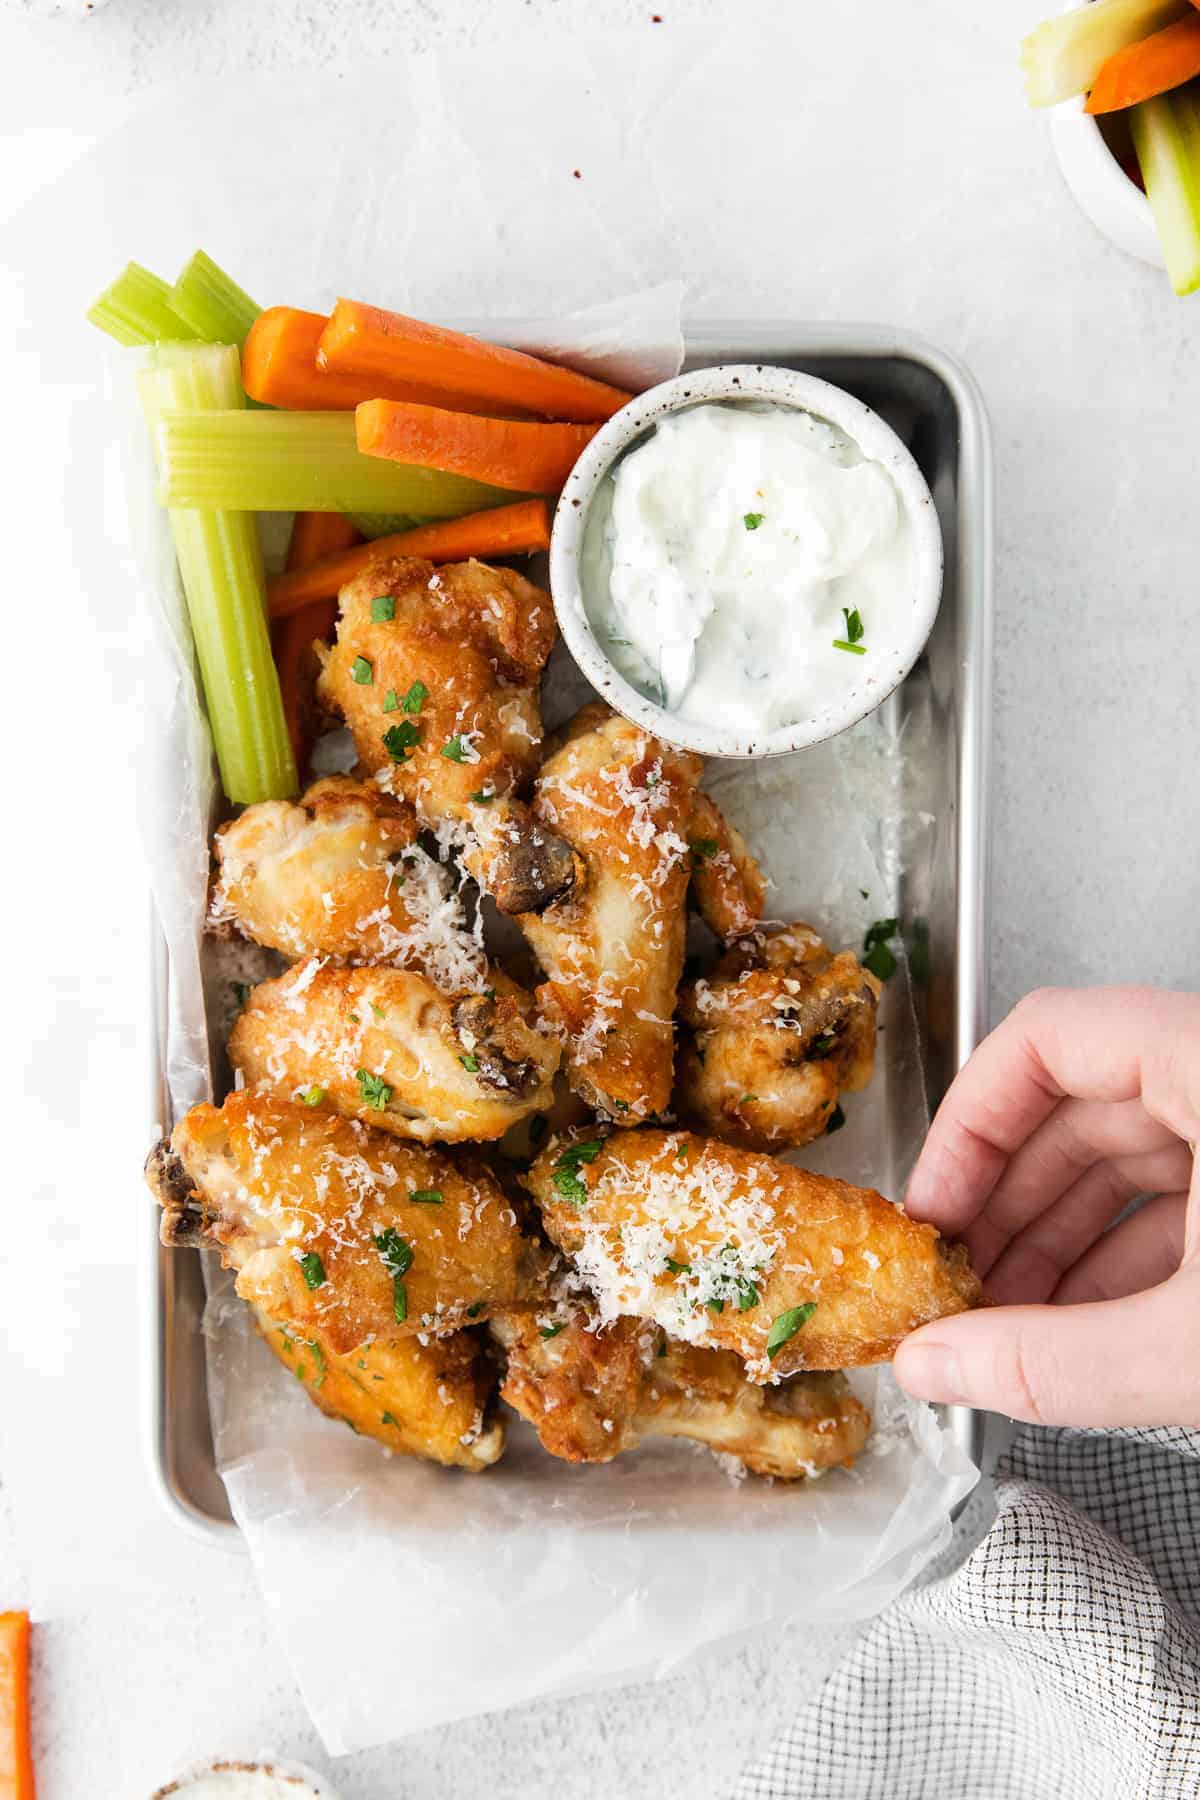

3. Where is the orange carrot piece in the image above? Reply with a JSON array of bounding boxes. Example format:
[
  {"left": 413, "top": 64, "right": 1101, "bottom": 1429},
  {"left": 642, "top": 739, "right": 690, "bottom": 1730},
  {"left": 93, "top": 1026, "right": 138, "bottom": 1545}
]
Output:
[
  {"left": 321, "top": 300, "right": 632, "bottom": 423},
  {"left": 356, "top": 401, "right": 596, "bottom": 496},
  {"left": 242, "top": 308, "right": 386, "bottom": 411},
  {"left": 0, "top": 1612, "right": 34, "bottom": 1800},
  {"left": 1086, "top": 12, "right": 1200, "bottom": 110},
  {"left": 272, "top": 513, "right": 361, "bottom": 766},
  {"left": 268, "top": 499, "right": 552, "bottom": 618}
]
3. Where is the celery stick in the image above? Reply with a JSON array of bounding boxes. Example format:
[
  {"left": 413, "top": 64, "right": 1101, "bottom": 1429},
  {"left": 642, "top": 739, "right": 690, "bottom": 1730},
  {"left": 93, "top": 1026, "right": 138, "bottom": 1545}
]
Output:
[
  {"left": 348, "top": 512, "right": 423, "bottom": 539},
  {"left": 87, "top": 262, "right": 198, "bottom": 346},
  {"left": 1131, "top": 89, "right": 1200, "bottom": 294},
  {"left": 1021, "top": 0, "right": 1186, "bottom": 106},
  {"left": 139, "top": 344, "right": 298, "bottom": 803},
  {"left": 168, "top": 250, "right": 261, "bottom": 346},
  {"left": 154, "top": 410, "right": 520, "bottom": 517}
]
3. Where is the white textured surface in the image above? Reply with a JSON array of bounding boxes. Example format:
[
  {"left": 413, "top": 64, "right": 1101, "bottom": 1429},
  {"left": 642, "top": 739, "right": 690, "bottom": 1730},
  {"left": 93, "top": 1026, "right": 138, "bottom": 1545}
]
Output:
[{"left": 2, "top": 0, "right": 1198, "bottom": 1795}]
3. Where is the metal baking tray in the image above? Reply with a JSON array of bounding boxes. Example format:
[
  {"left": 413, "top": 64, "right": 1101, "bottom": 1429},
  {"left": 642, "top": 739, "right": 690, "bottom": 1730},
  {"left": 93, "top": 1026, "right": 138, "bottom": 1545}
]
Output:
[{"left": 146, "top": 322, "right": 993, "bottom": 1540}]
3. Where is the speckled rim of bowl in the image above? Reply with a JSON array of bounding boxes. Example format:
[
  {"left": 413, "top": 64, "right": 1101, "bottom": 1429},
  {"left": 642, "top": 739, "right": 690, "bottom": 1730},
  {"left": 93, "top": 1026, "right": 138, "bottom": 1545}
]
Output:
[
  {"left": 549, "top": 363, "right": 944, "bottom": 761},
  {"left": 150, "top": 1756, "right": 342, "bottom": 1799}
]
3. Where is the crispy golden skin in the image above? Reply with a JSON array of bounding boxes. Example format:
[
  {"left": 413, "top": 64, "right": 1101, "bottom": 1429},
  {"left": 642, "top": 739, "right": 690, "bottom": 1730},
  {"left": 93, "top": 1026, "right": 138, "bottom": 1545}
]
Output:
[
  {"left": 491, "top": 1307, "right": 870, "bottom": 1479},
  {"left": 147, "top": 1091, "right": 547, "bottom": 1353},
  {"left": 210, "top": 776, "right": 491, "bottom": 992},
  {"left": 230, "top": 959, "right": 560, "bottom": 1143},
  {"left": 315, "top": 556, "right": 575, "bottom": 913},
  {"left": 518, "top": 705, "right": 765, "bottom": 1121},
  {"left": 686, "top": 792, "right": 768, "bottom": 944},
  {"left": 253, "top": 1304, "right": 504, "bottom": 1472},
  {"left": 526, "top": 1128, "right": 980, "bottom": 1380},
  {"left": 677, "top": 925, "right": 881, "bottom": 1151}
]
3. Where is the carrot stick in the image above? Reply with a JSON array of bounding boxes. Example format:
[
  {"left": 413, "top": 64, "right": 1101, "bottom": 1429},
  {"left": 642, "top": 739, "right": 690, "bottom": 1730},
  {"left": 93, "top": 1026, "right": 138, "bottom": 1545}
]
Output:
[
  {"left": 242, "top": 307, "right": 525, "bottom": 413},
  {"left": 0, "top": 1612, "right": 34, "bottom": 1800},
  {"left": 356, "top": 401, "right": 596, "bottom": 495},
  {"left": 268, "top": 499, "right": 552, "bottom": 617},
  {"left": 1086, "top": 11, "right": 1200, "bottom": 109},
  {"left": 321, "top": 300, "right": 632, "bottom": 423},
  {"left": 272, "top": 513, "right": 361, "bottom": 766},
  {"left": 242, "top": 308, "right": 385, "bottom": 411}
]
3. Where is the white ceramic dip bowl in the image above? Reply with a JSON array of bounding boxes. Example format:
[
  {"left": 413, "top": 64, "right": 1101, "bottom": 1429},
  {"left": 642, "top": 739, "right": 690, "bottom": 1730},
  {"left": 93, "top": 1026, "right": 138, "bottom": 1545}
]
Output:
[{"left": 550, "top": 363, "right": 943, "bottom": 760}]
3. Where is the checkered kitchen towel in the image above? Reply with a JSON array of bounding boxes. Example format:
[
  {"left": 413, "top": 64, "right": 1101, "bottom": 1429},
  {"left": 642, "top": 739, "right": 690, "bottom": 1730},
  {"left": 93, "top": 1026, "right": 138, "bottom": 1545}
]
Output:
[{"left": 734, "top": 1426, "right": 1200, "bottom": 1799}]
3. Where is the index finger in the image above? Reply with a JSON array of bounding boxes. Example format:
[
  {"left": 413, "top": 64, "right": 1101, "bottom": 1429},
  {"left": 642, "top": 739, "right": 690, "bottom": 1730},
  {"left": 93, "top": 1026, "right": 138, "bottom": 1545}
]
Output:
[{"left": 904, "top": 986, "right": 1200, "bottom": 1235}]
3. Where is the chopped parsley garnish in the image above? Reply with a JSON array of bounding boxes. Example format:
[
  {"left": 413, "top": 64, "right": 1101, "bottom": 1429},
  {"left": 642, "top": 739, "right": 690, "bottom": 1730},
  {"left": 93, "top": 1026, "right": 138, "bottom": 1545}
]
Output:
[
  {"left": 408, "top": 1188, "right": 443, "bottom": 1205},
  {"left": 825, "top": 1103, "right": 847, "bottom": 1135},
  {"left": 400, "top": 679, "right": 427, "bottom": 714},
  {"left": 832, "top": 638, "right": 867, "bottom": 655},
  {"left": 862, "top": 917, "right": 899, "bottom": 982},
  {"left": 298, "top": 1252, "right": 326, "bottom": 1289},
  {"left": 736, "top": 1279, "right": 760, "bottom": 1313},
  {"left": 356, "top": 1068, "right": 393, "bottom": 1110},
  {"left": 551, "top": 1167, "right": 588, "bottom": 1204},
  {"left": 614, "top": 1099, "right": 630, "bottom": 1112},
  {"left": 469, "top": 788, "right": 494, "bottom": 803},
  {"left": 381, "top": 1411, "right": 399, "bottom": 1426},
  {"left": 392, "top": 1282, "right": 408, "bottom": 1324},
  {"left": 351, "top": 655, "right": 374, "bottom": 685},
  {"left": 466, "top": 1302, "right": 485, "bottom": 1319},
  {"left": 706, "top": 1297, "right": 725, "bottom": 1314},
  {"left": 370, "top": 1002, "right": 384, "bottom": 1020},
  {"left": 539, "top": 1322, "right": 565, "bottom": 1339},
  {"left": 550, "top": 1137, "right": 604, "bottom": 1204},
  {"left": 370, "top": 595, "right": 396, "bottom": 622},
  {"left": 689, "top": 838, "right": 719, "bottom": 863},
  {"left": 645, "top": 769, "right": 661, "bottom": 788},
  {"left": 767, "top": 1302, "right": 817, "bottom": 1358},
  {"left": 459, "top": 1053, "right": 480, "bottom": 1073},
  {"left": 349, "top": 1012, "right": 361, "bottom": 1024},
  {"left": 739, "top": 1093, "right": 759, "bottom": 1105},
  {"left": 675, "top": 1140, "right": 690, "bottom": 1161},
  {"left": 382, "top": 689, "right": 400, "bottom": 713},
  {"left": 842, "top": 606, "right": 865, "bottom": 644},
  {"left": 300, "top": 1085, "right": 327, "bottom": 1107},
  {"left": 809, "top": 1030, "right": 838, "bottom": 1061},
  {"left": 743, "top": 511, "right": 765, "bottom": 531},
  {"left": 440, "top": 734, "right": 472, "bottom": 762},
  {"left": 665, "top": 1257, "right": 691, "bottom": 1275},
  {"left": 305, "top": 1339, "right": 327, "bottom": 1389},
  {"left": 382, "top": 719, "right": 421, "bottom": 761},
  {"left": 232, "top": 982, "right": 251, "bottom": 1007},
  {"left": 374, "top": 1228, "right": 413, "bottom": 1281}
]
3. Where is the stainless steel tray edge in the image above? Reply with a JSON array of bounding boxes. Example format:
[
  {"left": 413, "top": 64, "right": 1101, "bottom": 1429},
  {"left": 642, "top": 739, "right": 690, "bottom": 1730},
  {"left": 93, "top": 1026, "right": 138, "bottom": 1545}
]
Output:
[{"left": 146, "top": 320, "right": 993, "bottom": 1537}]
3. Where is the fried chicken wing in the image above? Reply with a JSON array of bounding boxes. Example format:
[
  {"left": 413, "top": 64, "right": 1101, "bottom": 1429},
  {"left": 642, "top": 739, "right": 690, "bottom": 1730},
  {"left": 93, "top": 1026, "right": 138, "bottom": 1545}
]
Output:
[
  {"left": 517, "top": 704, "right": 764, "bottom": 1120},
  {"left": 230, "top": 959, "right": 559, "bottom": 1143},
  {"left": 686, "top": 792, "right": 767, "bottom": 943},
  {"left": 677, "top": 924, "right": 881, "bottom": 1150},
  {"left": 210, "top": 776, "right": 490, "bottom": 992},
  {"left": 254, "top": 1303, "right": 503, "bottom": 1471},
  {"left": 491, "top": 1307, "right": 870, "bottom": 1479},
  {"left": 526, "top": 1128, "right": 980, "bottom": 1379},
  {"left": 315, "top": 556, "right": 576, "bottom": 913},
  {"left": 147, "top": 1092, "right": 547, "bottom": 1351}
]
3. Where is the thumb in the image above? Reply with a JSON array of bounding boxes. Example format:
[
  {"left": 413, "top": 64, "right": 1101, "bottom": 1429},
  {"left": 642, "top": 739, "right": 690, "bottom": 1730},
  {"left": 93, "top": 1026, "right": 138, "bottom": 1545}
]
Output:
[{"left": 893, "top": 1267, "right": 1200, "bottom": 1429}]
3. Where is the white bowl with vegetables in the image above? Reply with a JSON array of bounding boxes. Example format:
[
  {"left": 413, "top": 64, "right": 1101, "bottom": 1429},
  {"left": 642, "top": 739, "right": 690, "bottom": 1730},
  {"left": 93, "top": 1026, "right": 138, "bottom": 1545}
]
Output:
[
  {"left": 1023, "top": 0, "right": 1200, "bottom": 294},
  {"left": 550, "top": 364, "right": 943, "bottom": 761}
]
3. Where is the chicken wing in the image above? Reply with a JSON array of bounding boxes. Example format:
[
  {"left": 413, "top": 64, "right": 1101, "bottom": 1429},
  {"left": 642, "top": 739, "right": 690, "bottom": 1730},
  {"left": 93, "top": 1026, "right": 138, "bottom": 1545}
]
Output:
[
  {"left": 210, "top": 775, "right": 490, "bottom": 992},
  {"left": 147, "top": 1092, "right": 547, "bottom": 1352},
  {"left": 491, "top": 1307, "right": 870, "bottom": 1479},
  {"left": 686, "top": 791, "right": 768, "bottom": 943},
  {"left": 517, "top": 704, "right": 765, "bottom": 1120},
  {"left": 525, "top": 1127, "right": 980, "bottom": 1380},
  {"left": 230, "top": 959, "right": 559, "bottom": 1143},
  {"left": 254, "top": 1303, "right": 503, "bottom": 1471},
  {"left": 315, "top": 556, "right": 576, "bottom": 913},
  {"left": 677, "top": 924, "right": 881, "bottom": 1150}
]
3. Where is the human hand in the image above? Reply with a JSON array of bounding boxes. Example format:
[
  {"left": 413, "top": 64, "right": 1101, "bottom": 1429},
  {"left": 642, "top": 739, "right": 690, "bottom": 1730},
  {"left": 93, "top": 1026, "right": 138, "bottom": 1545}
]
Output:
[{"left": 893, "top": 987, "right": 1200, "bottom": 1428}]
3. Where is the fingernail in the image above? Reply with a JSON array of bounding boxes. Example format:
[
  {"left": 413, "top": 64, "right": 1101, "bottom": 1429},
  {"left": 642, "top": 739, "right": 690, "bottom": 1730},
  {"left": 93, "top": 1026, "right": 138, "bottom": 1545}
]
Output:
[{"left": 895, "top": 1342, "right": 966, "bottom": 1405}]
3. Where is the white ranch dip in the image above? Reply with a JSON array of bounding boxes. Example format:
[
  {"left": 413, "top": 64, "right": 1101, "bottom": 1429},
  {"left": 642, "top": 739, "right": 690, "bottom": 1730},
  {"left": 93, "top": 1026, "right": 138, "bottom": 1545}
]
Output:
[{"left": 581, "top": 401, "right": 912, "bottom": 735}]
